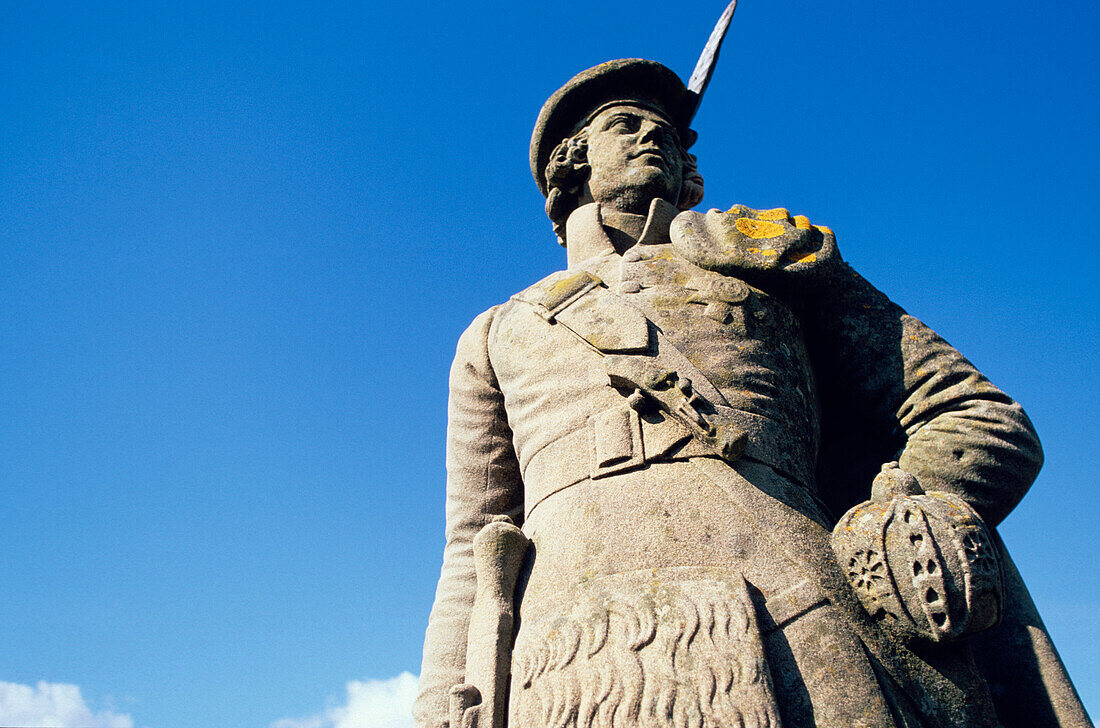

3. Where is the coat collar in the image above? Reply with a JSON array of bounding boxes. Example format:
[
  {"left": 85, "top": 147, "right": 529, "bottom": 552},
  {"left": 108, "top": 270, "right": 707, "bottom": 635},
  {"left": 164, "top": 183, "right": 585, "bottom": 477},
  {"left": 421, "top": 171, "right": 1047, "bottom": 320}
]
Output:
[{"left": 565, "top": 198, "right": 679, "bottom": 269}]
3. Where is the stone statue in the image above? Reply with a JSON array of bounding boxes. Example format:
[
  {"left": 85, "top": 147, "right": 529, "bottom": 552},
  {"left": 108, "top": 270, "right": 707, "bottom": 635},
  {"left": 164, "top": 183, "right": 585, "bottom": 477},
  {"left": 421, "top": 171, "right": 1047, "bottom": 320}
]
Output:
[{"left": 413, "top": 8, "right": 1092, "bottom": 728}]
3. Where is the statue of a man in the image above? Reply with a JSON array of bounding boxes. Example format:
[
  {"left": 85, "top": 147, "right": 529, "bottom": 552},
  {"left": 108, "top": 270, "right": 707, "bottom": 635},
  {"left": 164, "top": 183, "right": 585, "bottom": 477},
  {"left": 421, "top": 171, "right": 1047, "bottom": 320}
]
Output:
[{"left": 414, "top": 58, "right": 1091, "bottom": 728}]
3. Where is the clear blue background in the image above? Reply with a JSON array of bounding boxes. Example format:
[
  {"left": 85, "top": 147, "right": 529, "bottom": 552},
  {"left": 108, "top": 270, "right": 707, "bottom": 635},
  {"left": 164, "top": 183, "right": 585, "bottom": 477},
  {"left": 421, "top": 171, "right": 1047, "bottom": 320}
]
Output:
[{"left": 2, "top": 1, "right": 1097, "bottom": 726}]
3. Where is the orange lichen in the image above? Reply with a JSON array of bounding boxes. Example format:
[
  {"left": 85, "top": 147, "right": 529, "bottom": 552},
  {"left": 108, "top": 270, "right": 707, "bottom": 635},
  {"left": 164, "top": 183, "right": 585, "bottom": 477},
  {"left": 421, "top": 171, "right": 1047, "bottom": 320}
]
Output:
[
  {"left": 736, "top": 218, "right": 786, "bottom": 239},
  {"left": 745, "top": 247, "right": 780, "bottom": 257}
]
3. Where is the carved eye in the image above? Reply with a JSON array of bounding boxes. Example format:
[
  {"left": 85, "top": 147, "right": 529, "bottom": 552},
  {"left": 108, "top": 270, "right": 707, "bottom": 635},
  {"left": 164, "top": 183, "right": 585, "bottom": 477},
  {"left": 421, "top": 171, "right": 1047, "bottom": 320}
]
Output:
[{"left": 609, "top": 116, "right": 636, "bottom": 131}]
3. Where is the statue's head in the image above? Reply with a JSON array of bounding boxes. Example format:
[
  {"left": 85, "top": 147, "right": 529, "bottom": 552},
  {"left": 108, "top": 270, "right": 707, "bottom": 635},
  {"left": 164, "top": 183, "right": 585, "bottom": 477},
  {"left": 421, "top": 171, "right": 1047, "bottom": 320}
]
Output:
[{"left": 530, "top": 59, "right": 705, "bottom": 245}]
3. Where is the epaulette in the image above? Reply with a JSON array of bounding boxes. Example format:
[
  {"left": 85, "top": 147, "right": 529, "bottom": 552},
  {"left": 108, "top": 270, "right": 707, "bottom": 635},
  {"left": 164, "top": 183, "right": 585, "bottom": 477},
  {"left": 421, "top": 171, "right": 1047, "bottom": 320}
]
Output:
[{"left": 512, "top": 269, "right": 602, "bottom": 322}]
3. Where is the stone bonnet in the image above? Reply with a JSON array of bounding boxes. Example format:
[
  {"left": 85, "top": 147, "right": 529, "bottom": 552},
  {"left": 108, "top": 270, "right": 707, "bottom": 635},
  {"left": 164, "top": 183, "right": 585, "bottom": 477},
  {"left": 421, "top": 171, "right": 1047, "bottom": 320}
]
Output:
[{"left": 529, "top": 58, "right": 699, "bottom": 197}]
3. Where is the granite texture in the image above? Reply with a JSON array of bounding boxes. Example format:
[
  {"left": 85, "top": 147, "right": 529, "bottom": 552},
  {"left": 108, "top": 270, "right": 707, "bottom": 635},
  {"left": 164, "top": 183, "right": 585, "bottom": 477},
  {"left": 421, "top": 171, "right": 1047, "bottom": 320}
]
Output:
[{"left": 414, "top": 58, "right": 1092, "bottom": 728}]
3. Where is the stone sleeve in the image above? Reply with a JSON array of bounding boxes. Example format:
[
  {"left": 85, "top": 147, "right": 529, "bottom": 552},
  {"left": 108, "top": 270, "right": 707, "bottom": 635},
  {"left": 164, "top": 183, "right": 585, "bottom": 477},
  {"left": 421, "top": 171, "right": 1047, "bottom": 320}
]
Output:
[
  {"left": 804, "top": 263, "right": 1043, "bottom": 526},
  {"left": 413, "top": 306, "right": 524, "bottom": 728}
]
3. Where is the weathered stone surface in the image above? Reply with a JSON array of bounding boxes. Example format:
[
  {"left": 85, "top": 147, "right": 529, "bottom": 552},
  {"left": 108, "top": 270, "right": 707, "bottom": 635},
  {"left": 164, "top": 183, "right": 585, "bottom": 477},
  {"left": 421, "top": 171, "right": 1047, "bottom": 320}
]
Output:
[{"left": 414, "top": 31, "right": 1092, "bottom": 728}]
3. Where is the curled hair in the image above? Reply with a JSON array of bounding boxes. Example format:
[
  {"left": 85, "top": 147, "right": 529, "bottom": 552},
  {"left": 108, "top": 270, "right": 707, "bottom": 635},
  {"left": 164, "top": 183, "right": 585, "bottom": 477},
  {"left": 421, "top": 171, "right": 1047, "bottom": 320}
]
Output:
[
  {"left": 678, "top": 150, "right": 705, "bottom": 212},
  {"left": 544, "top": 128, "right": 705, "bottom": 246},
  {"left": 544, "top": 130, "right": 591, "bottom": 245}
]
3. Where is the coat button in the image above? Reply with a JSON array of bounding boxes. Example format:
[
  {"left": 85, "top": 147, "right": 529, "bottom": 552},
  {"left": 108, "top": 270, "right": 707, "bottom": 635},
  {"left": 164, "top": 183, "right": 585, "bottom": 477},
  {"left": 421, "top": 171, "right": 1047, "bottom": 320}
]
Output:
[{"left": 707, "top": 279, "right": 748, "bottom": 304}]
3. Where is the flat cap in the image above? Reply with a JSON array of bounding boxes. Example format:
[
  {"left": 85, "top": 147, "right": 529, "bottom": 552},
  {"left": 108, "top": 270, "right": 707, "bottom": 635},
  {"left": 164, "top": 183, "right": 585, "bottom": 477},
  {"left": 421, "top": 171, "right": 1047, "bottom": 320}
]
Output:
[{"left": 529, "top": 59, "right": 696, "bottom": 196}]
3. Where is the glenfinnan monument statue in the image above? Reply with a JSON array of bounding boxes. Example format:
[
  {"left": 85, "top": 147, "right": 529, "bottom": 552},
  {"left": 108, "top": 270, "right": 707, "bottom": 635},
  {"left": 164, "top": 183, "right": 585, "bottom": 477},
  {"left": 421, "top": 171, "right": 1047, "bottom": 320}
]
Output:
[{"left": 414, "top": 4, "right": 1092, "bottom": 727}]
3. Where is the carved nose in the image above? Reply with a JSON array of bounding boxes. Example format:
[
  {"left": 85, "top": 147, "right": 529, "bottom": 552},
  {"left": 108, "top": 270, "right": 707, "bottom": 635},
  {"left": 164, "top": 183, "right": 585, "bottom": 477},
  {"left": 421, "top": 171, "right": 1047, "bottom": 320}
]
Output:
[{"left": 638, "top": 121, "right": 662, "bottom": 143}]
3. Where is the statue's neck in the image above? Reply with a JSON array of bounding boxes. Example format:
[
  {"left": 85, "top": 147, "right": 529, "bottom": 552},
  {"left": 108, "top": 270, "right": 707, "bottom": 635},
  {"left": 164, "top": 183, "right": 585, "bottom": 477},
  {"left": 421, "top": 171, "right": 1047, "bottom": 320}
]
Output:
[{"left": 600, "top": 208, "right": 648, "bottom": 253}]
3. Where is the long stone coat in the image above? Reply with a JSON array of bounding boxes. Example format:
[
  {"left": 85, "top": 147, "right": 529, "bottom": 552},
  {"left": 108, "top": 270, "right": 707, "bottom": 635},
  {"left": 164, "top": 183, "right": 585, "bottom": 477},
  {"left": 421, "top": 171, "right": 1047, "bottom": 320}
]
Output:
[{"left": 413, "top": 200, "right": 1089, "bottom": 728}]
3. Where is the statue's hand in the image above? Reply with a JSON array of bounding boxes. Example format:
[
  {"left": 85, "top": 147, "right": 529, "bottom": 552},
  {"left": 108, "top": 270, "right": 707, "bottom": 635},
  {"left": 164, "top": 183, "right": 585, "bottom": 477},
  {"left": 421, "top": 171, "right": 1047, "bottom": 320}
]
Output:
[
  {"left": 448, "top": 683, "right": 481, "bottom": 728},
  {"left": 870, "top": 461, "right": 923, "bottom": 501}
]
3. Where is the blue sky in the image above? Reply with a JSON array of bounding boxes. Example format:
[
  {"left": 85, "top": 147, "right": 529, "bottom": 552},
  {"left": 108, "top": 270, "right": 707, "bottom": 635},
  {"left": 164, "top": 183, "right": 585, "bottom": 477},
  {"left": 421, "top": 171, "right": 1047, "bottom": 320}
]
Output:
[{"left": 1, "top": 1, "right": 1097, "bottom": 726}]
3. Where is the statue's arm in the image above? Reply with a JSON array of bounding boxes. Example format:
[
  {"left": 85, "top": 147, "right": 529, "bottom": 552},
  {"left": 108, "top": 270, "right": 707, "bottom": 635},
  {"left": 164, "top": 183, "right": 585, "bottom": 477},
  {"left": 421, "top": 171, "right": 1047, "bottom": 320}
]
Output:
[
  {"left": 413, "top": 306, "right": 523, "bottom": 728},
  {"left": 804, "top": 263, "right": 1043, "bottom": 526},
  {"left": 802, "top": 263, "right": 1094, "bottom": 727}
]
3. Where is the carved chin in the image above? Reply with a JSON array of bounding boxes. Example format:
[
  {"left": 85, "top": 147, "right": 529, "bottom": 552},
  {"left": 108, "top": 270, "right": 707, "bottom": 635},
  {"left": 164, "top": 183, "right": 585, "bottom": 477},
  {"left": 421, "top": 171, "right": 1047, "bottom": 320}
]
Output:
[
  {"left": 586, "top": 163, "right": 682, "bottom": 210},
  {"left": 625, "top": 171, "right": 680, "bottom": 202}
]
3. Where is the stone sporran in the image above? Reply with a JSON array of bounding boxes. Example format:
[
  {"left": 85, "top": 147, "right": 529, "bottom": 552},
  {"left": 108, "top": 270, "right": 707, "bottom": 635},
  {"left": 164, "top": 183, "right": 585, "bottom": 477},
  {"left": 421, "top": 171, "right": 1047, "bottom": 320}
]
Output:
[{"left": 831, "top": 463, "right": 1004, "bottom": 644}]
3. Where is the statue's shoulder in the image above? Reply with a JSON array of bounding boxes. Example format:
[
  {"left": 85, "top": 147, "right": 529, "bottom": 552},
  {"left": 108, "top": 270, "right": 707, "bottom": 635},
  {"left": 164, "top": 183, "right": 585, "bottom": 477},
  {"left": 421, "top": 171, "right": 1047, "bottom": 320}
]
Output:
[
  {"left": 675, "top": 203, "right": 831, "bottom": 233},
  {"left": 454, "top": 306, "right": 501, "bottom": 358},
  {"left": 671, "top": 204, "right": 837, "bottom": 277},
  {"left": 455, "top": 266, "right": 588, "bottom": 360}
]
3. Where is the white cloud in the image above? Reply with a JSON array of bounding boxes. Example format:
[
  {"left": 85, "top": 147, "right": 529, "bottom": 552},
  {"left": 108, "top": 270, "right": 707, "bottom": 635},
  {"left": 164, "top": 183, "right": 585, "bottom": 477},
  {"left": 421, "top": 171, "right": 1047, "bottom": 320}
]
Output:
[
  {"left": 0, "top": 680, "right": 134, "bottom": 728},
  {"left": 272, "top": 672, "right": 418, "bottom": 728}
]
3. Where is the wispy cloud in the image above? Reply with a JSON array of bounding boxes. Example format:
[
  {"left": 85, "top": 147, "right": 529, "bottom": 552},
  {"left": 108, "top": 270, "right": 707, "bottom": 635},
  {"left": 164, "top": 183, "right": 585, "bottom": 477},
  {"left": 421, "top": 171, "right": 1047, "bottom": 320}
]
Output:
[
  {"left": 0, "top": 680, "right": 134, "bottom": 728},
  {"left": 272, "top": 672, "right": 418, "bottom": 728}
]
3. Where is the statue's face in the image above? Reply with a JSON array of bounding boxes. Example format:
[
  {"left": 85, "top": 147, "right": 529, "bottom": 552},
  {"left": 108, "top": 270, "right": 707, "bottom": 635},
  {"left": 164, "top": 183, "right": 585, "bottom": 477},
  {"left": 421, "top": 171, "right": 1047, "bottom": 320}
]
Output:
[{"left": 581, "top": 104, "right": 684, "bottom": 215}]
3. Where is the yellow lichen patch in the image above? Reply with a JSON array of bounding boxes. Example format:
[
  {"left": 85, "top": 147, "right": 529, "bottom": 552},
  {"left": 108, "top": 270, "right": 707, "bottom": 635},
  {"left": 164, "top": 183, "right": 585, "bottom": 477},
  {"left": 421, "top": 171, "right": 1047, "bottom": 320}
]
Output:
[
  {"left": 746, "top": 247, "right": 780, "bottom": 257},
  {"left": 793, "top": 215, "right": 811, "bottom": 230},
  {"left": 724, "top": 203, "right": 751, "bottom": 215},
  {"left": 814, "top": 224, "right": 833, "bottom": 236},
  {"left": 547, "top": 271, "right": 595, "bottom": 298},
  {"left": 547, "top": 280, "right": 576, "bottom": 297},
  {"left": 736, "top": 217, "right": 786, "bottom": 239},
  {"left": 787, "top": 250, "right": 817, "bottom": 263},
  {"left": 757, "top": 207, "right": 791, "bottom": 221}
]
